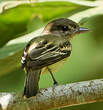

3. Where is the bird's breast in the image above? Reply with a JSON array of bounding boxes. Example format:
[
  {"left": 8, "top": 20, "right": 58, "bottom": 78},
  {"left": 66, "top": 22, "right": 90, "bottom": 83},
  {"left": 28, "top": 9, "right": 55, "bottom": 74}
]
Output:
[{"left": 41, "top": 57, "right": 68, "bottom": 74}]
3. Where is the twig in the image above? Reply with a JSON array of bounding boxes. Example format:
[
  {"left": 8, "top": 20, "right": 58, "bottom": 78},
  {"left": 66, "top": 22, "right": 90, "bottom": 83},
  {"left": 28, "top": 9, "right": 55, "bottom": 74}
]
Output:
[{"left": 0, "top": 79, "right": 103, "bottom": 110}]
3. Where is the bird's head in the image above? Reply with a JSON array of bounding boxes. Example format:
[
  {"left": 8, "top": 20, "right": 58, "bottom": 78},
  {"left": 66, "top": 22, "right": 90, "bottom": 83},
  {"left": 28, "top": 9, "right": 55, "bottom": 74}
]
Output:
[{"left": 42, "top": 18, "right": 89, "bottom": 40}]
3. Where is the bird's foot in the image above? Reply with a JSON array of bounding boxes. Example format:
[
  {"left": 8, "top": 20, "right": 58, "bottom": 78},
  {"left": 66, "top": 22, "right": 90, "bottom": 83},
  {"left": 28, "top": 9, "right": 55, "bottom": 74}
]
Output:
[{"left": 53, "top": 81, "right": 59, "bottom": 86}]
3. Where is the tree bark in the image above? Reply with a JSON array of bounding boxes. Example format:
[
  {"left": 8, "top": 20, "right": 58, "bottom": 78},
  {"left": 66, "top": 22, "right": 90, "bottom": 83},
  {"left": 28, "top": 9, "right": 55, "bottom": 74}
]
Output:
[{"left": 0, "top": 79, "right": 103, "bottom": 110}]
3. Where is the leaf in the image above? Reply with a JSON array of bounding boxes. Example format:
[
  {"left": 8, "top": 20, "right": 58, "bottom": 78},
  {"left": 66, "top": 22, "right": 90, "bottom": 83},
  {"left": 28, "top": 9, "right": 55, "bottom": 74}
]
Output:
[
  {"left": 0, "top": 43, "right": 26, "bottom": 59},
  {"left": 0, "top": 1, "right": 92, "bottom": 47},
  {"left": 69, "top": 2, "right": 103, "bottom": 22},
  {"left": 0, "top": 50, "right": 22, "bottom": 76},
  {"left": 27, "top": 16, "right": 44, "bottom": 33},
  {"left": 0, "top": 0, "right": 95, "bottom": 77}
]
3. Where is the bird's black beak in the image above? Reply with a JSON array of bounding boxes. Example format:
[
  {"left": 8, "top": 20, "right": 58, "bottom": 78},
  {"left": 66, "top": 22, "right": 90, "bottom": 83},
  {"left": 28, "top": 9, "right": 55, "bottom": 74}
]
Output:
[{"left": 76, "top": 27, "right": 90, "bottom": 34}]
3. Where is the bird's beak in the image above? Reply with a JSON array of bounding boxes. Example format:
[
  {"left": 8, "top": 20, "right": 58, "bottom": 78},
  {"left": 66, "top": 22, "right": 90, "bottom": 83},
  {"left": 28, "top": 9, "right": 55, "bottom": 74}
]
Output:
[{"left": 76, "top": 27, "right": 90, "bottom": 34}]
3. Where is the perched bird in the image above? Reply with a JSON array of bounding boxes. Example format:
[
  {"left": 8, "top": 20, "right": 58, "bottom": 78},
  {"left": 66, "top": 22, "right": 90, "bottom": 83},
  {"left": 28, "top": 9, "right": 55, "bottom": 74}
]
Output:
[{"left": 21, "top": 18, "right": 89, "bottom": 98}]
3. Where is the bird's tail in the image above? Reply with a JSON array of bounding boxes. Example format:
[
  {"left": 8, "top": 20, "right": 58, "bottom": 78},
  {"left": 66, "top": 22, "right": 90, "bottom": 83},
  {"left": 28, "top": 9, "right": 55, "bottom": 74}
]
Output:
[{"left": 23, "top": 68, "right": 41, "bottom": 98}]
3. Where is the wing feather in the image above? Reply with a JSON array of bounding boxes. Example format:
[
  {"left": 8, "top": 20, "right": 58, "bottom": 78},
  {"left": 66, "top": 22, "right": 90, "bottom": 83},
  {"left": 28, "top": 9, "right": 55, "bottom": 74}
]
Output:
[
  {"left": 21, "top": 35, "right": 71, "bottom": 69},
  {"left": 26, "top": 44, "right": 71, "bottom": 69}
]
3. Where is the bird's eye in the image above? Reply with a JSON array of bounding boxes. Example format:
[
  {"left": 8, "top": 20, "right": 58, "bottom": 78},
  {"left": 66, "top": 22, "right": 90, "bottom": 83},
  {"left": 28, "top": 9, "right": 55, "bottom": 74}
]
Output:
[
  {"left": 57, "top": 25, "right": 69, "bottom": 31},
  {"left": 62, "top": 26, "right": 69, "bottom": 31}
]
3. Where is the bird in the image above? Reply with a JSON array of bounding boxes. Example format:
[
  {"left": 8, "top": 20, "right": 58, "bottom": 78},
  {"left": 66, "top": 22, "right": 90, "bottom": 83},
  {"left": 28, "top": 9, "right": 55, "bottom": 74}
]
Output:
[{"left": 21, "top": 18, "right": 89, "bottom": 98}]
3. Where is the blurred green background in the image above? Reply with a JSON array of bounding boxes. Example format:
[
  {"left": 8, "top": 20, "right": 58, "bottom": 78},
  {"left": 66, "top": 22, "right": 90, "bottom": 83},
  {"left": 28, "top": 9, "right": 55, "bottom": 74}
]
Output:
[{"left": 0, "top": 0, "right": 103, "bottom": 110}]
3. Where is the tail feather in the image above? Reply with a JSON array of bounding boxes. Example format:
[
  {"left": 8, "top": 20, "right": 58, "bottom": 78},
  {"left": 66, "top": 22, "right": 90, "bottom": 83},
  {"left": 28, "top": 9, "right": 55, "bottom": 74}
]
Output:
[{"left": 23, "top": 68, "right": 41, "bottom": 98}]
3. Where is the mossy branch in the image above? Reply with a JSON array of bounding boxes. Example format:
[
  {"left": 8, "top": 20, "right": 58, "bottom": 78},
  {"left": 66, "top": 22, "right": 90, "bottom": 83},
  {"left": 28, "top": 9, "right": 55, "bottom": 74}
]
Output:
[{"left": 0, "top": 79, "right": 103, "bottom": 110}]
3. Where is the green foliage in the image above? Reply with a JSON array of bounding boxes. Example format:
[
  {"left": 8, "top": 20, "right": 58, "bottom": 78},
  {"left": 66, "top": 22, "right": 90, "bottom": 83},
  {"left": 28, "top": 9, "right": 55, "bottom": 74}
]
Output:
[
  {"left": 0, "top": 0, "right": 103, "bottom": 110},
  {"left": 0, "top": 0, "right": 90, "bottom": 76}
]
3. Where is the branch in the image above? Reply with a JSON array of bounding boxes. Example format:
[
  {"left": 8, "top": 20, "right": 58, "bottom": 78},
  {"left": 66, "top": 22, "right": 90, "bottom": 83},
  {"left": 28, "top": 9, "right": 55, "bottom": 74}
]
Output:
[{"left": 0, "top": 79, "right": 103, "bottom": 110}]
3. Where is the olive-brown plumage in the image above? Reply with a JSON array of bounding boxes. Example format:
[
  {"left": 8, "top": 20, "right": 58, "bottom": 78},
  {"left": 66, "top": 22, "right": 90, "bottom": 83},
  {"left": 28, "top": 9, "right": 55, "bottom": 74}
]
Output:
[{"left": 21, "top": 18, "right": 89, "bottom": 98}]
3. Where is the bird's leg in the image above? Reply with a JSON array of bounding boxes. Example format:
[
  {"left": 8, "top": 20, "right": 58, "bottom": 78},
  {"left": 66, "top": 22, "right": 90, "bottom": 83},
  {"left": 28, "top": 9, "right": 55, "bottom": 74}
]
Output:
[{"left": 47, "top": 67, "right": 58, "bottom": 85}]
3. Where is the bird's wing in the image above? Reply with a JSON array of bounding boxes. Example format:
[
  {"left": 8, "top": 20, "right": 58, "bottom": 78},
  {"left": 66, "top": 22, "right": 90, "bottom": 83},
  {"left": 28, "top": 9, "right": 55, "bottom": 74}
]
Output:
[{"left": 21, "top": 35, "right": 71, "bottom": 69}]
